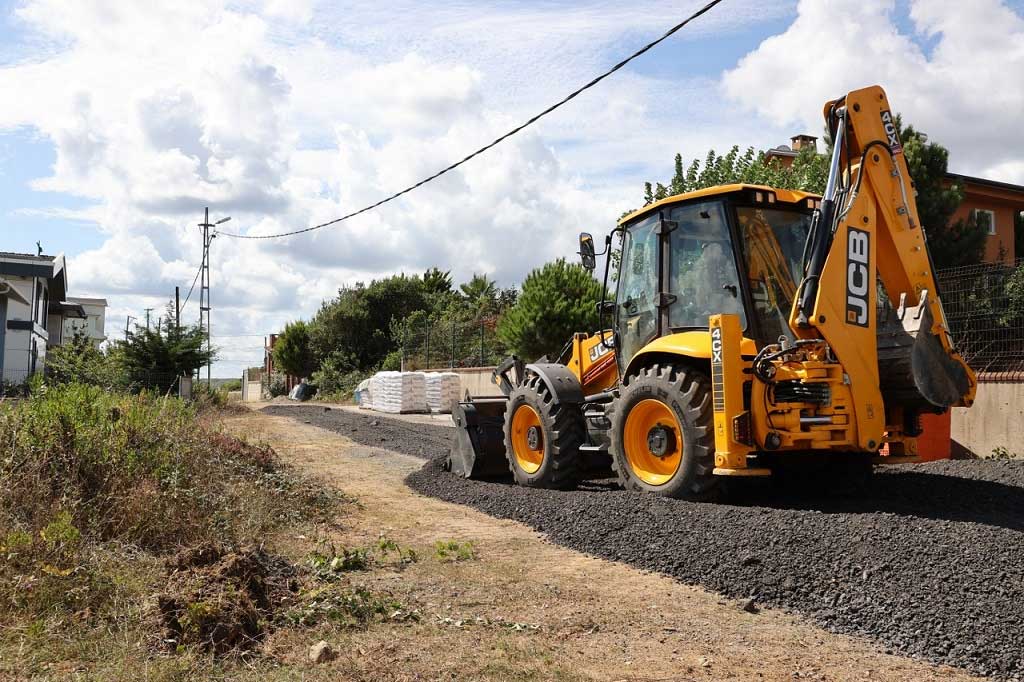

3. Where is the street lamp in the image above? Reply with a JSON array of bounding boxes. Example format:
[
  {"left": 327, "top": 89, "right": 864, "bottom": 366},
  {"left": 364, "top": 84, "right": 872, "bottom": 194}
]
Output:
[{"left": 199, "top": 209, "right": 231, "bottom": 387}]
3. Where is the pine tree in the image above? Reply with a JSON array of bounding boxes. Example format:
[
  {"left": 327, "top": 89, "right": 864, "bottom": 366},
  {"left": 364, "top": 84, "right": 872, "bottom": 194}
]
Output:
[
  {"left": 894, "top": 116, "right": 985, "bottom": 269},
  {"left": 497, "top": 259, "right": 602, "bottom": 361}
]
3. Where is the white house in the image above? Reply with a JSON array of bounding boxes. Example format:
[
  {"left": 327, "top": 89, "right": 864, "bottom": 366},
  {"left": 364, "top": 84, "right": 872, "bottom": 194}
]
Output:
[
  {"left": 0, "top": 251, "right": 86, "bottom": 384},
  {"left": 62, "top": 297, "right": 108, "bottom": 348}
]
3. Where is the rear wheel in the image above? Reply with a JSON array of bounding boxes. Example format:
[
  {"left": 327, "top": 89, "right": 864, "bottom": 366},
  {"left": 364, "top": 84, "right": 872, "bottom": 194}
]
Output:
[
  {"left": 503, "top": 375, "right": 583, "bottom": 489},
  {"left": 609, "top": 364, "right": 718, "bottom": 500}
]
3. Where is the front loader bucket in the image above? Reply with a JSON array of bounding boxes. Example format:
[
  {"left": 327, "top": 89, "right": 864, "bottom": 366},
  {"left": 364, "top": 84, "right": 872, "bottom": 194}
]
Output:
[
  {"left": 447, "top": 398, "right": 510, "bottom": 479},
  {"left": 877, "top": 290, "right": 972, "bottom": 409}
]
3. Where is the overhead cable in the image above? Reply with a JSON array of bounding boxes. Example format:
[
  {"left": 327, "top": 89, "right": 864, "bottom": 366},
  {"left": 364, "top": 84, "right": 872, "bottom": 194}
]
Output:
[{"left": 215, "top": 0, "right": 726, "bottom": 240}]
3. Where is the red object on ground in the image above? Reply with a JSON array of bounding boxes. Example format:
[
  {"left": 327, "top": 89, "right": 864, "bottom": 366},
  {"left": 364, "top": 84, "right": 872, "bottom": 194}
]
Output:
[
  {"left": 916, "top": 412, "right": 952, "bottom": 461},
  {"left": 878, "top": 411, "right": 952, "bottom": 461}
]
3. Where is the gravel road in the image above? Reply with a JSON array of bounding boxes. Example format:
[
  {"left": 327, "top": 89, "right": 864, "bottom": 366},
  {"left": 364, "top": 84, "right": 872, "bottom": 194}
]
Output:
[
  {"left": 260, "top": 404, "right": 449, "bottom": 460},
  {"left": 263, "top": 404, "right": 1024, "bottom": 680}
]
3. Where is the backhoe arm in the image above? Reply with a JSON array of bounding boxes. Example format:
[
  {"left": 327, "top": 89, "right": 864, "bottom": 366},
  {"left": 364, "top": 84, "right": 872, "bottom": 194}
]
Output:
[{"left": 788, "top": 85, "right": 975, "bottom": 450}]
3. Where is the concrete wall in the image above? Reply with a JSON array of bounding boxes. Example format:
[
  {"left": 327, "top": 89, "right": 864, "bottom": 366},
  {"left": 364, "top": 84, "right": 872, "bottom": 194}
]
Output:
[
  {"left": 951, "top": 381, "right": 1024, "bottom": 458},
  {"left": 241, "top": 368, "right": 264, "bottom": 402},
  {"left": 430, "top": 366, "right": 503, "bottom": 399}
]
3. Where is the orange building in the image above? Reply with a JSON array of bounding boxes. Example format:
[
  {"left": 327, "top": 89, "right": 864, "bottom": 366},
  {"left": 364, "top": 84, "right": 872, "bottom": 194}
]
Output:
[
  {"left": 945, "top": 174, "right": 1024, "bottom": 264},
  {"left": 766, "top": 135, "right": 1024, "bottom": 265}
]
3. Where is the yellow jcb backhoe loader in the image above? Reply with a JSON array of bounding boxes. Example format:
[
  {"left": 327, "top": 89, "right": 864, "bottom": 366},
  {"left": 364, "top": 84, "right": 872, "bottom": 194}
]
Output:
[{"left": 448, "top": 85, "right": 976, "bottom": 500}]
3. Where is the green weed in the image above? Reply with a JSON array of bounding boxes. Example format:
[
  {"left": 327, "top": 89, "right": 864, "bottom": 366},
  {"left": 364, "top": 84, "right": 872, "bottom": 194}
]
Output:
[{"left": 434, "top": 540, "right": 476, "bottom": 562}]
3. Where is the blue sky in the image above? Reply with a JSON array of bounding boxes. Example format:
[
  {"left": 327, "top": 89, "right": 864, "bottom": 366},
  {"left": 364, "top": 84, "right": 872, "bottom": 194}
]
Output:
[{"left": 1, "top": 0, "right": 1022, "bottom": 375}]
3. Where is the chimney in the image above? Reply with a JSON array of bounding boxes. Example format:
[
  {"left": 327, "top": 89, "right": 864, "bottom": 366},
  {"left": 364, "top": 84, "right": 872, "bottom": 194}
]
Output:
[{"left": 790, "top": 134, "right": 818, "bottom": 152}]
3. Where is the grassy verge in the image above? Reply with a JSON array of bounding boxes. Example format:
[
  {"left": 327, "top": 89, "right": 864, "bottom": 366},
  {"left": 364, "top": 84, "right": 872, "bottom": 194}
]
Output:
[{"left": 0, "top": 384, "right": 411, "bottom": 679}]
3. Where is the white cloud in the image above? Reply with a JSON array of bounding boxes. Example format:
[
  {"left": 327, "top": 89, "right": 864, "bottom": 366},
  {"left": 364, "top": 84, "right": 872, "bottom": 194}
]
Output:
[
  {"left": 722, "top": 0, "right": 1024, "bottom": 183},
  {"left": 3, "top": 0, "right": 1020, "bottom": 376}
]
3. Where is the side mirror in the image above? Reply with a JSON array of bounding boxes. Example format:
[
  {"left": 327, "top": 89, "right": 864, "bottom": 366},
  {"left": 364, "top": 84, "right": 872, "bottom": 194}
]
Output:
[{"left": 578, "top": 232, "right": 596, "bottom": 271}]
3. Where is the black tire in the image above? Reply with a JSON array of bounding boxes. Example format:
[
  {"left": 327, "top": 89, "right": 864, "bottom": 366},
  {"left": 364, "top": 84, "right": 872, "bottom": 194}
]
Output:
[
  {"left": 503, "top": 375, "right": 583, "bottom": 489},
  {"left": 608, "top": 363, "right": 718, "bottom": 500}
]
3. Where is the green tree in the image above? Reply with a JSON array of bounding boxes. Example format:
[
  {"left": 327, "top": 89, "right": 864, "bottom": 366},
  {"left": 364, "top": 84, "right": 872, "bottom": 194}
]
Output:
[
  {"left": 893, "top": 116, "right": 985, "bottom": 269},
  {"left": 309, "top": 274, "right": 428, "bottom": 373},
  {"left": 422, "top": 267, "right": 456, "bottom": 314},
  {"left": 120, "top": 305, "right": 215, "bottom": 392},
  {"left": 459, "top": 273, "right": 500, "bottom": 318},
  {"left": 497, "top": 259, "right": 602, "bottom": 361},
  {"left": 644, "top": 145, "right": 829, "bottom": 205},
  {"left": 272, "top": 320, "right": 317, "bottom": 378}
]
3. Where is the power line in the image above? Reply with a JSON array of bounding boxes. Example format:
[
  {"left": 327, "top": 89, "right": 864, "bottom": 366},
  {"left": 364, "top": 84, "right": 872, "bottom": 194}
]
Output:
[
  {"left": 214, "top": 0, "right": 726, "bottom": 241},
  {"left": 178, "top": 260, "right": 203, "bottom": 315}
]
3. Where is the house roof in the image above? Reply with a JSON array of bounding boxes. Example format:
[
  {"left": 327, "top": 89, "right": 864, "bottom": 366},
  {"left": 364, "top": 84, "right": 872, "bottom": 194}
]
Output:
[
  {"left": 66, "top": 296, "right": 108, "bottom": 307},
  {"left": 946, "top": 172, "right": 1024, "bottom": 197},
  {"left": 0, "top": 252, "right": 67, "bottom": 298},
  {"left": 49, "top": 301, "right": 87, "bottom": 319},
  {"left": 765, "top": 145, "right": 798, "bottom": 159},
  {"left": 0, "top": 251, "right": 55, "bottom": 262}
]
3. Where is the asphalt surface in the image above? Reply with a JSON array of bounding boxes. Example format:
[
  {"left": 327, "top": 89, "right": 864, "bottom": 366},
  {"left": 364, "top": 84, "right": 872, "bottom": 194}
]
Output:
[{"left": 263, "top": 404, "right": 1024, "bottom": 680}]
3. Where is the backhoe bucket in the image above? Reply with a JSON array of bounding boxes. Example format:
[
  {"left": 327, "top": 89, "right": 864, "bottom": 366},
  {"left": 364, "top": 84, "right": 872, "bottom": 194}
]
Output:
[
  {"left": 447, "top": 398, "right": 510, "bottom": 479},
  {"left": 877, "top": 290, "right": 972, "bottom": 409}
]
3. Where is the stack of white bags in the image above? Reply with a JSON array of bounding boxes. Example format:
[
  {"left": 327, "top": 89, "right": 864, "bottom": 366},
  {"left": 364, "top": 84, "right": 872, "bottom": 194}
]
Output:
[
  {"left": 425, "top": 372, "right": 461, "bottom": 413},
  {"left": 369, "top": 371, "right": 427, "bottom": 413},
  {"left": 354, "top": 379, "right": 372, "bottom": 408}
]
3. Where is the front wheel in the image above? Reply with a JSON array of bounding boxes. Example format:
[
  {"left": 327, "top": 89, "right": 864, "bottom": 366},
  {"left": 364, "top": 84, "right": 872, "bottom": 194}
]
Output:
[
  {"left": 503, "top": 375, "right": 583, "bottom": 489},
  {"left": 608, "top": 364, "right": 718, "bottom": 500}
]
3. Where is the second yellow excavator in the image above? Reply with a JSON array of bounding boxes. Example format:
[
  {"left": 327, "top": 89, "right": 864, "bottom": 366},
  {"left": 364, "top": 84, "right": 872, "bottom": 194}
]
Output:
[{"left": 449, "top": 85, "right": 975, "bottom": 499}]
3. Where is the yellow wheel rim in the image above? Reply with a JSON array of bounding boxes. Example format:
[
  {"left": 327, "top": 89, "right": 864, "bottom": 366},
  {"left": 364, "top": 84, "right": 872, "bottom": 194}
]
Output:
[
  {"left": 623, "top": 399, "right": 683, "bottom": 486},
  {"left": 510, "top": 404, "right": 544, "bottom": 474}
]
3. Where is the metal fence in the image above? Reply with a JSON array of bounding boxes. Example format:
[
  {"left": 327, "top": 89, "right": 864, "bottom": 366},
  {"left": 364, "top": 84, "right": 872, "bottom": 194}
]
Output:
[
  {"left": 936, "top": 258, "right": 1024, "bottom": 375},
  {"left": 399, "top": 317, "right": 506, "bottom": 370}
]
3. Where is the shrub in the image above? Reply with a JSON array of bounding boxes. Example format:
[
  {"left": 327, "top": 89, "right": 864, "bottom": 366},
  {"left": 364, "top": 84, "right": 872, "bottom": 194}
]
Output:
[
  {"left": 267, "top": 373, "right": 289, "bottom": 398},
  {"left": 45, "top": 333, "right": 126, "bottom": 390},
  {"left": 310, "top": 355, "right": 364, "bottom": 402},
  {"left": 0, "top": 384, "right": 334, "bottom": 616}
]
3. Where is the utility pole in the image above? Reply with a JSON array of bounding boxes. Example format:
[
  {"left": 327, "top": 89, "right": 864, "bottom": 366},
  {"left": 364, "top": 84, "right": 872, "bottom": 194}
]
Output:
[
  {"left": 124, "top": 315, "right": 135, "bottom": 342},
  {"left": 175, "top": 286, "right": 180, "bottom": 334},
  {"left": 198, "top": 207, "right": 231, "bottom": 387},
  {"left": 144, "top": 307, "right": 154, "bottom": 330}
]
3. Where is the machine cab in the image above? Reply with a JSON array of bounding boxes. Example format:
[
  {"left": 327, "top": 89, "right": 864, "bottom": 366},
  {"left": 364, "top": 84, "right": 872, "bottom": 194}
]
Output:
[{"left": 613, "top": 185, "right": 819, "bottom": 367}]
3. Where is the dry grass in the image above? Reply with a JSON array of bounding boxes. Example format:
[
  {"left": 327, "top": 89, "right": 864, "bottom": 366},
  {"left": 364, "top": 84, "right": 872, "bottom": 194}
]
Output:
[{"left": 0, "top": 385, "right": 355, "bottom": 679}]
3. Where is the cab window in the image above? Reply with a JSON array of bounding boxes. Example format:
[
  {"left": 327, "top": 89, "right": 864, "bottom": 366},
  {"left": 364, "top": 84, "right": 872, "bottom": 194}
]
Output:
[
  {"left": 616, "top": 215, "right": 660, "bottom": 362},
  {"left": 667, "top": 201, "right": 745, "bottom": 329}
]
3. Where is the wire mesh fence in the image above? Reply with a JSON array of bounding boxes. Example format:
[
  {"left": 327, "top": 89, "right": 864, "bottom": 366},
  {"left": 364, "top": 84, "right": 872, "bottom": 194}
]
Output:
[
  {"left": 399, "top": 317, "right": 507, "bottom": 370},
  {"left": 936, "top": 258, "right": 1024, "bottom": 375}
]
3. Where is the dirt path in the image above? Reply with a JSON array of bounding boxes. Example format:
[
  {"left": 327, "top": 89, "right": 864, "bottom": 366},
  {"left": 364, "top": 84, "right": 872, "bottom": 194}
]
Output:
[{"left": 226, "top": 409, "right": 982, "bottom": 682}]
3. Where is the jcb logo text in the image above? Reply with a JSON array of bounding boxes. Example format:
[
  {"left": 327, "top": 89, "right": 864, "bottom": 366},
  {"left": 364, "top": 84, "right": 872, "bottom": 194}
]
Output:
[{"left": 846, "top": 228, "right": 870, "bottom": 327}]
